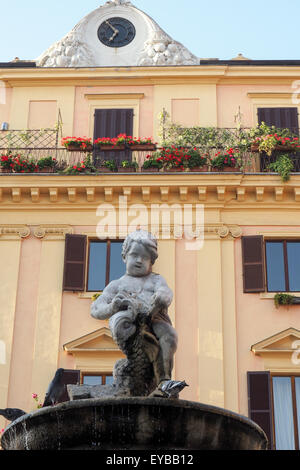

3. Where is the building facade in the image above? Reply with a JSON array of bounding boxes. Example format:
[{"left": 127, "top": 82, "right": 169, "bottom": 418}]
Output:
[{"left": 1, "top": 0, "right": 300, "bottom": 450}]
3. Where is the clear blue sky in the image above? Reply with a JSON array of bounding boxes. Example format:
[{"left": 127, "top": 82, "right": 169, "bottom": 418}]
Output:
[{"left": 1, "top": 0, "right": 300, "bottom": 62}]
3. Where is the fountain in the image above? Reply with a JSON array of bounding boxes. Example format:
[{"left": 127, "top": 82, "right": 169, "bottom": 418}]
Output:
[{"left": 1, "top": 231, "right": 268, "bottom": 451}]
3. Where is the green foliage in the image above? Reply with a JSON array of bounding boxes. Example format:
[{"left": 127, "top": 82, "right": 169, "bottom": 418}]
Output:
[
  {"left": 142, "top": 156, "right": 163, "bottom": 169},
  {"left": 37, "top": 156, "right": 57, "bottom": 169},
  {"left": 274, "top": 293, "right": 295, "bottom": 308},
  {"left": 120, "top": 159, "right": 138, "bottom": 169},
  {"left": 100, "top": 159, "right": 118, "bottom": 172},
  {"left": 268, "top": 154, "right": 294, "bottom": 182}
]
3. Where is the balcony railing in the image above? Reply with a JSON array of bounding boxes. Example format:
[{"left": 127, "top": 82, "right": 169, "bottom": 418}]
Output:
[{"left": 1, "top": 128, "right": 300, "bottom": 174}]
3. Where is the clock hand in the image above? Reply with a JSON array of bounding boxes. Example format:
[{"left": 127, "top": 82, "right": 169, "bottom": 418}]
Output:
[
  {"left": 105, "top": 20, "right": 118, "bottom": 34},
  {"left": 109, "top": 30, "right": 119, "bottom": 42}
]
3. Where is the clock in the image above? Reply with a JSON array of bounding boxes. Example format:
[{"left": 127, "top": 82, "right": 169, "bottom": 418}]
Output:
[{"left": 98, "top": 17, "right": 136, "bottom": 48}]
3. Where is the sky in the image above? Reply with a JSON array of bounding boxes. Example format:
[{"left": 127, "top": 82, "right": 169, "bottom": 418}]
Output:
[{"left": 1, "top": 0, "right": 300, "bottom": 62}]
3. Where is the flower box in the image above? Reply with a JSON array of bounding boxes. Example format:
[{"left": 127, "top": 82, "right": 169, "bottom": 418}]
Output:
[
  {"left": 38, "top": 167, "right": 55, "bottom": 173},
  {"left": 165, "top": 167, "right": 185, "bottom": 172},
  {"left": 98, "top": 166, "right": 114, "bottom": 173},
  {"left": 118, "top": 167, "right": 137, "bottom": 173},
  {"left": 98, "top": 145, "right": 126, "bottom": 151},
  {"left": 188, "top": 165, "right": 209, "bottom": 172},
  {"left": 66, "top": 145, "right": 93, "bottom": 152},
  {"left": 141, "top": 168, "right": 160, "bottom": 173},
  {"left": 0, "top": 168, "right": 10, "bottom": 173},
  {"left": 251, "top": 144, "right": 297, "bottom": 153},
  {"left": 129, "top": 144, "right": 157, "bottom": 151}
]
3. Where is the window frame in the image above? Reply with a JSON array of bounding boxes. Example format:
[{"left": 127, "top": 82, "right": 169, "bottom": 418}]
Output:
[
  {"left": 85, "top": 238, "right": 125, "bottom": 293},
  {"left": 81, "top": 372, "right": 114, "bottom": 386},
  {"left": 264, "top": 239, "right": 300, "bottom": 293},
  {"left": 270, "top": 373, "right": 300, "bottom": 450}
]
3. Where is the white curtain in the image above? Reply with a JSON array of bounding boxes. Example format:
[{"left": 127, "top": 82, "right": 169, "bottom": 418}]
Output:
[
  {"left": 273, "top": 377, "right": 295, "bottom": 450},
  {"left": 295, "top": 378, "right": 300, "bottom": 449}
]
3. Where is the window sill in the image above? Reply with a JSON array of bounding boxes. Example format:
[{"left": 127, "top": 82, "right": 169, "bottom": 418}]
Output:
[
  {"left": 260, "top": 292, "right": 300, "bottom": 300},
  {"left": 78, "top": 292, "right": 103, "bottom": 299}
]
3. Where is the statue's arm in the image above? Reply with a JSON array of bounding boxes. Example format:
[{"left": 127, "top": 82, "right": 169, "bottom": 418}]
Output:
[
  {"left": 153, "top": 275, "right": 173, "bottom": 307},
  {"left": 90, "top": 280, "right": 119, "bottom": 320}
]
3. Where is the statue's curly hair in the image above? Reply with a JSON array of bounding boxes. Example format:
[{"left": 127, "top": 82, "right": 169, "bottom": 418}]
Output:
[{"left": 122, "top": 230, "right": 158, "bottom": 265}]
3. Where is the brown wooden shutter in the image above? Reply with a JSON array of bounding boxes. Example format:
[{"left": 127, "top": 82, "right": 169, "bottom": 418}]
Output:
[
  {"left": 63, "top": 234, "right": 87, "bottom": 291},
  {"left": 93, "top": 108, "right": 134, "bottom": 165},
  {"left": 258, "top": 107, "right": 299, "bottom": 133},
  {"left": 57, "top": 369, "right": 81, "bottom": 403},
  {"left": 247, "top": 371, "right": 273, "bottom": 449},
  {"left": 241, "top": 235, "right": 266, "bottom": 293}
]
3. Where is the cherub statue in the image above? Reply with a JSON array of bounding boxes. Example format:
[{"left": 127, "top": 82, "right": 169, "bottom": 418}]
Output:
[{"left": 91, "top": 230, "right": 178, "bottom": 397}]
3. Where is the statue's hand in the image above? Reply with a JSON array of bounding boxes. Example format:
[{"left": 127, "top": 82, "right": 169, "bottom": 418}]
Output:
[
  {"left": 112, "top": 293, "right": 135, "bottom": 314},
  {"left": 150, "top": 292, "right": 169, "bottom": 310}
]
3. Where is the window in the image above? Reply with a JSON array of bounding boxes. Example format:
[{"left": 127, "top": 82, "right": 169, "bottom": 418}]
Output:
[
  {"left": 241, "top": 236, "right": 300, "bottom": 294},
  {"left": 82, "top": 373, "right": 114, "bottom": 386},
  {"left": 266, "top": 240, "right": 300, "bottom": 292},
  {"left": 272, "top": 375, "right": 300, "bottom": 450},
  {"left": 87, "top": 240, "right": 125, "bottom": 292},
  {"left": 257, "top": 107, "right": 299, "bottom": 134},
  {"left": 63, "top": 234, "right": 125, "bottom": 293}
]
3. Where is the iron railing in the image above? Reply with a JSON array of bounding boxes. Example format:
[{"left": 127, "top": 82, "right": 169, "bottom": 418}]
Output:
[{"left": 1, "top": 127, "right": 300, "bottom": 173}]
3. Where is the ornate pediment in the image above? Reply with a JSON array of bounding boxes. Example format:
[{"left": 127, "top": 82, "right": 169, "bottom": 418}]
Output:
[
  {"left": 63, "top": 327, "right": 119, "bottom": 352},
  {"left": 251, "top": 328, "right": 300, "bottom": 371},
  {"left": 63, "top": 327, "right": 124, "bottom": 373},
  {"left": 251, "top": 328, "right": 300, "bottom": 354},
  {"left": 36, "top": 1, "right": 198, "bottom": 67}
]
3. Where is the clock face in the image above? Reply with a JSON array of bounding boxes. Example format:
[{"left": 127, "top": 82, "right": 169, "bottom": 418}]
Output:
[{"left": 98, "top": 17, "right": 136, "bottom": 48}]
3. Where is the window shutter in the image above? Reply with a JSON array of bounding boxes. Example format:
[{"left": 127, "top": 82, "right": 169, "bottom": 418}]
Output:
[
  {"left": 247, "top": 371, "right": 273, "bottom": 449},
  {"left": 241, "top": 235, "right": 265, "bottom": 293},
  {"left": 63, "top": 234, "right": 87, "bottom": 291},
  {"left": 93, "top": 108, "right": 134, "bottom": 165},
  {"left": 258, "top": 107, "right": 299, "bottom": 133},
  {"left": 57, "top": 369, "right": 81, "bottom": 404}
]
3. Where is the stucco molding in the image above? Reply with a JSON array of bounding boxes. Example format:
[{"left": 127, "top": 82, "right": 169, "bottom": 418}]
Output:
[
  {"left": 0, "top": 225, "right": 30, "bottom": 240},
  {"left": 33, "top": 225, "right": 74, "bottom": 240}
]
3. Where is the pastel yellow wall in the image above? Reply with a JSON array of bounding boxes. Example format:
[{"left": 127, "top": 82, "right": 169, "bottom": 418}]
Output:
[
  {"left": 217, "top": 84, "right": 298, "bottom": 127},
  {"left": 235, "top": 226, "right": 300, "bottom": 417},
  {"left": 9, "top": 86, "right": 75, "bottom": 135}
]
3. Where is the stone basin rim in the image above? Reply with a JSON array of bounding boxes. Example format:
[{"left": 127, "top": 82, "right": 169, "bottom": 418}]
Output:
[{"left": 2, "top": 396, "right": 267, "bottom": 440}]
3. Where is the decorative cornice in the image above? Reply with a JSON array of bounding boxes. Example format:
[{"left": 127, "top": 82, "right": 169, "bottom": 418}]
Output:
[
  {"left": 0, "top": 175, "right": 300, "bottom": 208},
  {"left": 84, "top": 93, "right": 144, "bottom": 100},
  {"left": 33, "top": 225, "right": 73, "bottom": 240},
  {"left": 0, "top": 225, "right": 30, "bottom": 240}
]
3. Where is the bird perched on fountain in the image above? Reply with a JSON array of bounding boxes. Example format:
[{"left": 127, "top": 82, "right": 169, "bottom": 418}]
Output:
[
  {"left": 159, "top": 380, "right": 189, "bottom": 399},
  {"left": 0, "top": 408, "right": 26, "bottom": 422},
  {"left": 42, "top": 368, "right": 66, "bottom": 407}
]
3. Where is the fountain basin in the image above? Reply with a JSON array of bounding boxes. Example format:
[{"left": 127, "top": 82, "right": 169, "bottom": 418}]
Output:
[{"left": 1, "top": 397, "right": 268, "bottom": 450}]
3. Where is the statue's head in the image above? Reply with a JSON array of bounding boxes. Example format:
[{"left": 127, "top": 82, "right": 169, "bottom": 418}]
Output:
[{"left": 122, "top": 230, "right": 158, "bottom": 277}]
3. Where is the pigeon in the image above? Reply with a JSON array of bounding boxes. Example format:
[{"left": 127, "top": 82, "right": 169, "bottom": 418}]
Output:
[
  {"left": 0, "top": 408, "right": 26, "bottom": 422},
  {"left": 42, "top": 368, "right": 66, "bottom": 407},
  {"left": 159, "top": 380, "right": 189, "bottom": 399}
]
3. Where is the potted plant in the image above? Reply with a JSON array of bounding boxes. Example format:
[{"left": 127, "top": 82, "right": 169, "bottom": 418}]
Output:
[
  {"left": 98, "top": 159, "right": 118, "bottom": 173},
  {"left": 61, "top": 136, "right": 93, "bottom": 152},
  {"left": 274, "top": 293, "right": 300, "bottom": 308},
  {"left": 211, "top": 149, "right": 241, "bottom": 172},
  {"left": 141, "top": 155, "right": 163, "bottom": 172},
  {"left": 94, "top": 135, "right": 126, "bottom": 151},
  {"left": 37, "top": 156, "right": 57, "bottom": 173},
  {"left": 118, "top": 160, "right": 139, "bottom": 173},
  {"left": 185, "top": 149, "right": 209, "bottom": 172},
  {"left": 250, "top": 123, "right": 300, "bottom": 155},
  {"left": 12, "top": 155, "right": 38, "bottom": 173},
  {"left": 154, "top": 147, "right": 186, "bottom": 172},
  {"left": 127, "top": 137, "right": 157, "bottom": 151},
  {"left": 0, "top": 154, "right": 14, "bottom": 173},
  {"left": 268, "top": 154, "right": 294, "bottom": 182}
]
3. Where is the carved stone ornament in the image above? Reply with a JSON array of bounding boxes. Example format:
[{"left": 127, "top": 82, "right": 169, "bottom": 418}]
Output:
[
  {"left": 36, "top": 1, "right": 199, "bottom": 67},
  {"left": 0, "top": 225, "right": 30, "bottom": 239},
  {"left": 33, "top": 225, "right": 73, "bottom": 239}
]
